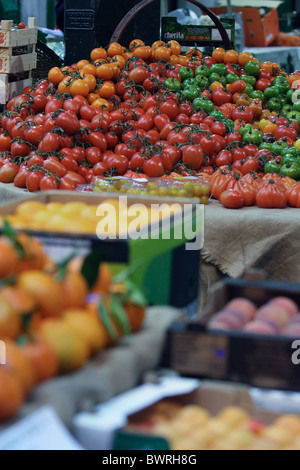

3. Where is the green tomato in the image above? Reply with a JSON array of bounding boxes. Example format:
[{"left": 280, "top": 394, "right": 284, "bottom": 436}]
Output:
[
  {"left": 264, "top": 161, "right": 281, "bottom": 174},
  {"left": 282, "top": 147, "right": 300, "bottom": 158},
  {"left": 281, "top": 104, "right": 293, "bottom": 117},
  {"left": 243, "top": 129, "right": 262, "bottom": 146},
  {"left": 268, "top": 97, "right": 282, "bottom": 111},
  {"left": 272, "top": 78, "right": 290, "bottom": 94},
  {"left": 293, "top": 101, "right": 300, "bottom": 112},
  {"left": 226, "top": 73, "right": 239, "bottom": 84},
  {"left": 286, "top": 111, "right": 300, "bottom": 122},
  {"left": 182, "top": 85, "right": 201, "bottom": 100},
  {"left": 239, "top": 123, "right": 253, "bottom": 136},
  {"left": 244, "top": 84, "right": 254, "bottom": 96},
  {"left": 245, "top": 61, "right": 260, "bottom": 77},
  {"left": 195, "top": 75, "right": 209, "bottom": 90},
  {"left": 210, "top": 110, "right": 226, "bottom": 121},
  {"left": 271, "top": 141, "right": 289, "bottom": 155},
  {"left": 182, "top": 78, "right": 196, "bottom": 89},
  {"left": 179, "top": 67, "right": 194, "bottom": 81},
  {"left": 193, "top": 97, "right": 215, "bottom": 113},
  {"left": 259, "top": 143, "right": 273, "bottom": 151},
  {"left": 209, "top": 72, "right": 221, "bottom": 84},
  {"left": 209, "top": 64, "right": 227, "bottom": 76},
  {"left": 164, "top": 78, "right": 181, "bottom": 92},
  {"left": 285, "top": 89, "right": 295, "bottom": 104},
  {"left": 195, "top": 65, "right": 210, "bottom": 77},
  {"left": 280, "top": 163, "right": 300, "bottom": 180},
  {"left": 251, "top": 90, "right": 264, "bottom": 101},
  {"left": 240, "top": 74, "right": 256, "bottom": 87},
  {"left": 282, "top": 155, "right": 300, "bottom": 166},
  {"left": 264, "top": 87, "right": 280, "bottom": 99}
]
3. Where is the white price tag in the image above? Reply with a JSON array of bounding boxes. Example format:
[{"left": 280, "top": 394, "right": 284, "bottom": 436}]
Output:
[{"left": 0, "top": 406, "right": 83, "bottom": 451}]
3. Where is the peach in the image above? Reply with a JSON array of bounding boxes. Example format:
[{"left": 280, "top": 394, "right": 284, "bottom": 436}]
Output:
[
  {"left": 263, "top": 426, "right": 293, "bottom": 447},
  {"left": 249, "top": 437, "right": 278, "bottom": 450},
  {"left": 208, "top": 309, "right": 248, "bottom": 331},
  {"left": 177, "top": 406, "right": 210, "bottom": 426},
  {"left": 243, "top": 319, "right": 281, "bottom": 335},
  {"left": 287, "top": 314, "right": 300, "bottom": 325},
  {"left": 206, "top": 418, "right": 231, "bottom": 438},
  {"left": 218, "top": 406, "right": 249, "bottom": 427},
  {"left": 268, "top": 297, "right": 298, "bottom": 319},
  {"left": 282, "top": 323, "right": 300, "bottom": 337},
  {"left": 244, "top": 418, "right": 266, "bottom": 435},
  {"left": 222, "top": 429, "right": 255, "bottom": 450},
  {"left": 257, "top": 305, "right": 289, "bottom": 328},
  {"left": 274, "top": 415, "right": 300, "bottom": 435},
  {"left": 226, "top": 298, "right": 257, "bottom": 321}
]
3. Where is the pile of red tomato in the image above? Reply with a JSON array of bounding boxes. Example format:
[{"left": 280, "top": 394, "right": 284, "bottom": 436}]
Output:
[{"left": 0, "top": 38, "right": 300, "bottom": 208}]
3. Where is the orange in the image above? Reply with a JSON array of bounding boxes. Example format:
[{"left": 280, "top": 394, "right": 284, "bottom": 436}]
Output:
[
  {"left": 0, "top": 369, "right": 23, "bottom": 422},
  {"left": 125, "top": 302, "right": 146, "bottom": 333},
  {"left": 38, "top": 319, "right": 90, "bottom": 374},
  {"left": 92, "top": 263, "right": 112, "bottom": 294},
  {"left": 0, "top": 238, "right": 18, "bottom": 279},
  {"left": 21, "top": 339, "right": 58, "bottom": 384},
  {"left": 18, "top": 271, "right": 64, "bottom": 318},
  {"left": 63, "top": 309, "right": 107, "bottom": 354},
  {"left": 16, "top": 232, "right": 47, "bottom": 272},
  {"left": 5, "top": 340, "right": 36, "bottom": 397},
  {"left": 61, "top": 271, "right": 88, "bottom": 310},
  {"left": 1, "top": 286, "right": 36, "bottom": 316},
  {"left": 0, "top": 294, "right": 21, "bottom": 340}
]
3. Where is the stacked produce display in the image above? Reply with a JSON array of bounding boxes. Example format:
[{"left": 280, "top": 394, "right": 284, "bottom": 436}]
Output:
[
  {"left": 0, "top": 37, "right": 299, "bottom": 208},
  {"left": 0, "top": 222, "right": 146, "bottom": 423}
]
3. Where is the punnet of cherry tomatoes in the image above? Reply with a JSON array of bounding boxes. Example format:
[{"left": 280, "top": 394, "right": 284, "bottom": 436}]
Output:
[{"left": 1, "top": 38, "right": 300, "bottom": 209}]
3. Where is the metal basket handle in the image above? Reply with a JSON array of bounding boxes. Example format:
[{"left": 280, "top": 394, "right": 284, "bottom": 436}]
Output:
[{"left": 109, "top": 0, "right": 233, "bottom": 50}]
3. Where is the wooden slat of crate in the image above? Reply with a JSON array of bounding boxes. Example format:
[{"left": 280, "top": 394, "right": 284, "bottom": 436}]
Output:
[
  {"left": 0, "top": 46, "right": 34, "bottom": 58},
  {"left": 0, "top": 52, "right": 37, "bottom": 74},
  {"left": 0, "top": 18, "right": 37, "bottom": 48},
  {"left": 0, "top": 74, "right": 32, "bottom": 104}
]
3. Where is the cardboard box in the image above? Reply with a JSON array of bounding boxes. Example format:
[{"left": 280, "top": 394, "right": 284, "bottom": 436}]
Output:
[
  {"left": 212, "top": 2, "right": 280, "bottom": 46},
  {"left": 112, "top": 379, "right": 280, "bottom": 450},
  {"left": 161, "top": 278, "right": 300, "bottom": 391},
  {"left": 0, "top": 191, "right": 202, "bottom": 315}
]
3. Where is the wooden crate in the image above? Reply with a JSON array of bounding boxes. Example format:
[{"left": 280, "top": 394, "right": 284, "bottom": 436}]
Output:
[
  {"left": 0, "top": 74, "right": 32, "bottom": 104},
  {"left": 0, "top": 18, "right": 37, "bottom": 48},
  {"left": 0, "top": 18, "right": 36, "bottom": 104}
]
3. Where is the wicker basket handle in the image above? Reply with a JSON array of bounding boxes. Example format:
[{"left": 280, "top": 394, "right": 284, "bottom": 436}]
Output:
[{"left": 109, "top": 0, "right": 233, "bottom": 50}]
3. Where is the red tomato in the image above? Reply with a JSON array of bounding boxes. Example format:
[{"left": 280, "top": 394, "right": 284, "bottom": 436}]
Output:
[
  {"left": 107, "top": 154, "right": 129, "bottom": 175},
  {"left": 0, "top": 162, "right": 19, "bottom": 183},
  {"left": 220, "top": 189, "right": 244, "bottom": 209},
  {"left": 40, "top": 133, "right": 60, "bottom": 153},
  {"left": 215, "top": 149, "right": 233, "bottom": 166},
  {"left": 43, "top": 158, "right": 67, "bottom": 178},
  {"left": 129, "top": 152, "right": 146, "bottom": 171},
  {"left": 182, "top": 145, "right": 204, "bottom": 170},
  {"left": 39, "top": 175, "right": 59, "bottom": 191},
  {"left": 14, "top": 165, "right": 29, "bottom": 188},
  {"left": 24, "top": 126, "right": 44, "bottom": 147},
  {"left": 211, "top": 121, "right": 226, "bottom": 137},
  {"left": 255, "top": 78, "right": 271, "bottom": 92},
  {"left": 54, "top": 111, "right": 80, "bottom": 135},
  {"left": 88, "top": 132, "right": 108, "bottom": 152},
  {"left": 26, "top": 170, "right": 44, "bottom": 192},
  {"left": 59, "top": 172, "right": 85, "bottom": 190},
  {"left": 227, "top": 179, "right": 257, "bottom": 206},
  {"left": 85, "top": 147, "right": 102, "bottom": 165},
  {"left": 143, "top": 157, "right": 165, "bottom": 177},
  {"left": 129, "top": 66, "right": 150, "bottom": 84},
  {"left": 232, "top": 107, "right": 254, "bottom": 124},
  {"left": 93, "top": 162, "right": 109, "bottom": 176},
  {"left": 159, "top": 99, "right": 178, "bottom": 120},
  {"left": 256, "top": 180, "right": 287, "bottom": 208},
  {"left": 0, "top": 133, "right": 12, "bottom": 152},
  {"left": 212, "top": 89, "right": 232, "bottom": 106}
]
